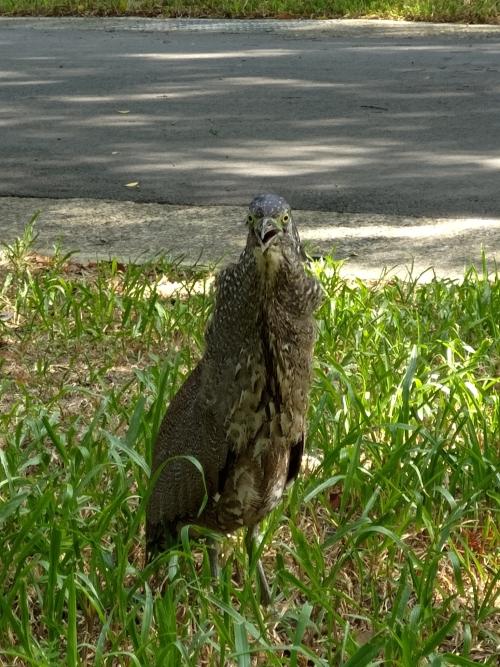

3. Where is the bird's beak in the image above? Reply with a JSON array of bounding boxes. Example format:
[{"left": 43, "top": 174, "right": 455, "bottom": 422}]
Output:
[{"left": 256, "top": 217, "right": 282, "bottom": 251}]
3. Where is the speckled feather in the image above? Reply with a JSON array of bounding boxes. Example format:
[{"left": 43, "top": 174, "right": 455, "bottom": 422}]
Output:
[{"left": 146, "top": 194, "right": 323, "bottom": 552}]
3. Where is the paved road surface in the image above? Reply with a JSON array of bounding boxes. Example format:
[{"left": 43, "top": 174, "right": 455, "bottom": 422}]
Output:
[
  {"left": 1, "top": 18, "right": 499, "bottom": 277},
  {"left": 2, "top": 17, "right": 500, "bottom": 216}
]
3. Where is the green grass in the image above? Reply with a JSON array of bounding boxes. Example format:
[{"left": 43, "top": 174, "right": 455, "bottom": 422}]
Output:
[
  {"left": 0, "top": 219, "right": 499, "bottom": 665},
  {"left": 0, "top": 0, "right": 499, "bottom": 23}
]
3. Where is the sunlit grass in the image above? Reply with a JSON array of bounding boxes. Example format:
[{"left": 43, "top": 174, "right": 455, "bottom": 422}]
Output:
[
  {"left": 0, "top": 220, "right": 498, "bottom": 665},
  {"left": 0, "top": 0, "right": 499, "bottom": 23}
]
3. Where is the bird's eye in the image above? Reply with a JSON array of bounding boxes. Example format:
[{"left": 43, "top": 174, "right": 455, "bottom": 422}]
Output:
[
  {"left": 283, "top": 214, "right": 290, "bottom": 224},
  {"left": 247, "top": 214, "right": 255, "bottom": 225}
]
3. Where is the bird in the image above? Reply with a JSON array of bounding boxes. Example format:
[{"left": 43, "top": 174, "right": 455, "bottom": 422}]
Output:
[{"left": 146, "top": 193, "right": 323, "bottom": 604}]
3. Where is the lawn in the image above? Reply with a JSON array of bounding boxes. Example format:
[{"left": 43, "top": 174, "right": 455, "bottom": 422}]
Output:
[
  {"left": 0, "top": 220, "right": 499, "bottom": 665},
  {"left": 0, "top": 0, "right": 499, "bottom": 23}
]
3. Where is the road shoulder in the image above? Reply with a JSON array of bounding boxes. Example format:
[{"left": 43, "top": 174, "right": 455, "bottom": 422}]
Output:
[{"left": 1, "top": 196, "right": 498, "bottom": 280}]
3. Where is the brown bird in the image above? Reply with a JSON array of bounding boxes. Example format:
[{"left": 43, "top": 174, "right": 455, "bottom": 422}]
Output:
[{"left": 146, "top": 193, "right": 323, "bottom": 604}]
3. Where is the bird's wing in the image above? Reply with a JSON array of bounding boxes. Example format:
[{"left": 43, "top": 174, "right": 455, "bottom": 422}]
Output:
[
  {"left": 148, "top": 365, "right": 213, "bottom": 526},
  {"left": 147, "top": 361, "right": 234, "bottom": 530},
  {"left": 147, "top": 255, "right": 259, "bottom": 532}
]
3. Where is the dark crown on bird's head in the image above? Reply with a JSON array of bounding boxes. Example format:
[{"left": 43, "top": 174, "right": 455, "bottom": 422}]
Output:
[{"left": 246, "top": 193, "right": 301, "bottom": 254}]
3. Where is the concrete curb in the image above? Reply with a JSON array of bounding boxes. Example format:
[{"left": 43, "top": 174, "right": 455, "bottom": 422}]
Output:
[
  {"left": 1, "top": 196, "right": 498, "bottom": 280},
  {"left": 2, "top": 17, "right": 500, "bottom": 36}
]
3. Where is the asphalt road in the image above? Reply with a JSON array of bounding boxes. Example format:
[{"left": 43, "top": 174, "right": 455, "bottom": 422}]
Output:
[{"left": 2, "top": 17, "right": 500, "bottom": 217}]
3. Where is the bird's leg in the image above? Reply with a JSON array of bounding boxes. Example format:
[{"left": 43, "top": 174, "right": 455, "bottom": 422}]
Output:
[
  {"left": 207, "top": 536, "right": 220, "bottom": 579},
  {"left": 245, "top": 525, "right": 272, "bottom": 606}
]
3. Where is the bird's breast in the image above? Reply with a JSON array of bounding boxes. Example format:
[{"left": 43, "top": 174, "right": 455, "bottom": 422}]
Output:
[{"left": 207, "top": 443, "right": 290, "bottom": 532}]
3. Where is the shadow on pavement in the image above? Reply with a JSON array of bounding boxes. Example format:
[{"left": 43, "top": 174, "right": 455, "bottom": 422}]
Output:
[{"left": 1, "top": 20, "right": 500, "bottom": 218}]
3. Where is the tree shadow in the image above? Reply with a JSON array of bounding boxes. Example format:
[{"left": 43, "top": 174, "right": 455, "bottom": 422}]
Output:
[{"left": 1, "top": 21, "right": 500, "bottom": 221}]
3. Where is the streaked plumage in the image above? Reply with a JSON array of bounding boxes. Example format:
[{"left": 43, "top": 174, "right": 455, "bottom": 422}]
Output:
[{"left": 146, "top": 193, "right": 322, "bottom": 603}]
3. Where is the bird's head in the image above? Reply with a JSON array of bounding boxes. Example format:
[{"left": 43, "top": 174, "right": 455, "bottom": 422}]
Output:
[{"left": 245, "top": 193, "right": 301, "bottom": 256}]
